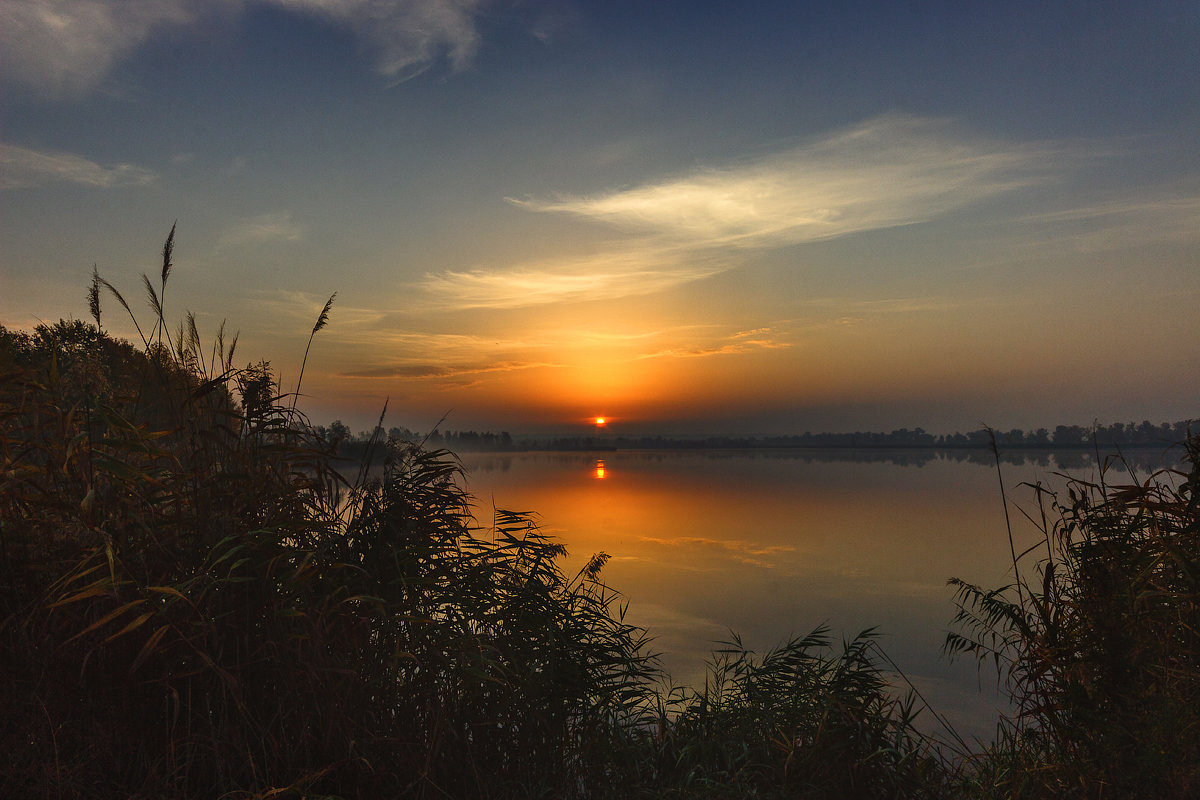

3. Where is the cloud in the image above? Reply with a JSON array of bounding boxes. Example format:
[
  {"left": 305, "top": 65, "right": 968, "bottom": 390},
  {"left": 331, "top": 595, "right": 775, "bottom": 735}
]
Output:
[
  {"left": 637, "top": 327, "right": 793, "bottom": 360},
  {"left": 417, "top": 246, "right": 730, "bottom": 310},
  {"left": 219, "top": 211, "right": 305, "bottom": 246},
  {"left": 511, "top": 116, "right": 1047, "bottom": 249},
  {"left": 803, "top": 297, "right": 959, "bottom": 315},
  {"left": 0, "top": 142, "right": 158, "bottom": 189},
  {"left": 342, "top": 359, "right": 555, "bottom": 379},
  {"left": 1015, "top": 193, "right": 1200, "bottom": 251},
  {"left": 0, "top": 0, "right": 492, "bottom": 97},
  {"left": 269, "top": 0, "right": 487, "bottom": 83},
  {"left": 0, "top": 0, "right": 201, "bottom": 96},
  {"left": 416, "top": 117, "right": 1050, "bottom": 312}
]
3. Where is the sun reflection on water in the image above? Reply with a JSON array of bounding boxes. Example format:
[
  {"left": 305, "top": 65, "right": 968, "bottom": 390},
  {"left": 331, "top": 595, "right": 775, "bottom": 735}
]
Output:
[{"left": 593, "top": 459, "right": 607, "bottom": 480}]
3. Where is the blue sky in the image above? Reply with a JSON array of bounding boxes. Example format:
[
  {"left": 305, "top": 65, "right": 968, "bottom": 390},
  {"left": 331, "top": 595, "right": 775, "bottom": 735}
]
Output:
[{"left": 2, "top": 1, "right": 1197, "bottom": 435}]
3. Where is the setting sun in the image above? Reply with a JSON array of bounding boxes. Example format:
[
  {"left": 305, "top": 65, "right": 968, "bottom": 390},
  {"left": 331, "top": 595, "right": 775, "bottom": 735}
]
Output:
[{"left": 593, "top": 417, "right": 607, "bottom": 427}]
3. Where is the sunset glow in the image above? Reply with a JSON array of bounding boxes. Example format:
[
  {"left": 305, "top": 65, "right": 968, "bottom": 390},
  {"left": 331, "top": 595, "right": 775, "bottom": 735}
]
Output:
[{"left": 1, "top": 3, "right": 1195, "bottom": 436}]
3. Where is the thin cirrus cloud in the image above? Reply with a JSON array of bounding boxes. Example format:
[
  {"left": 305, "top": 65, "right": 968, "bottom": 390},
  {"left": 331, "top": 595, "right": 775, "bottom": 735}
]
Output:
[
  {"left": 511, "top": 116, "right": 1049, "bottom": 249},
  {"left": 0, "top": 0, "right": 199, "bottom": 96},
  {"left": 636, "top": 327, "right": 793, "bottom": 361},
  {"left": 0, "top": 0, "right": 493, "bottom": 97},
  {"left": 269, "top": 0, "right": 488, "bottom": 84},
  {"left": 1014, "top": 194, "right": 1200, "bottom": 252},
  {"left": 416, "top": 246, "right": 731, "bottom": 310},
  {"left": 419, "top": 117, "right": 1051, "bottom": 312},
  {"left": 341, "top": 360, "right": 556, "bottom": 380},
  {"left": 0, "top": 142, "right": 158, "bottom": 190},
  {"left": 219, "top": 211, "right": 305, "bottom": 247}
]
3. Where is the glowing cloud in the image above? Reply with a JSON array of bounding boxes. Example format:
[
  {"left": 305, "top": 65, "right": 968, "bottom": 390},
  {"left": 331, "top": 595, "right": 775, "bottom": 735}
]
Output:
[
  {"left": 637, "top": 327, "right": 793, "bottom": 360},
  {"left": 512, "top": 116, "right": 1047, "bottom": 248},
  {"left": 417, "top": 117, "right": 1052, "bottom": 312},
  {"left": 342, "top": 360, "right": 555, "bottom": 379},
  {"left": 417, "top": 247, "right": 730, "bottom": 310}
]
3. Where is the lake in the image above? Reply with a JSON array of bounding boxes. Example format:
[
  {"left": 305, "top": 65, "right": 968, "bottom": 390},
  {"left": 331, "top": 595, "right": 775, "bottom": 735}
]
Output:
[{"left": 455, "top": 446, "right": 1178, "bottom": 744}]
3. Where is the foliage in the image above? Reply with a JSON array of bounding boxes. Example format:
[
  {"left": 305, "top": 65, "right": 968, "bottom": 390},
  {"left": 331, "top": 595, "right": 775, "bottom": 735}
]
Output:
[
  {"left": 946, "top": 435, "right": 1200, "bottom": 798},
  {"left": 641, "top": 630, "right": 949, "bottom": 799}
]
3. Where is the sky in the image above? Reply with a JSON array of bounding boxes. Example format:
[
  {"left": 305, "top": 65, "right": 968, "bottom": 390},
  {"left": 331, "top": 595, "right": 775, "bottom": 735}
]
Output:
[{"left": 2, "top": 0, "right": 1197, "bottom": 437}]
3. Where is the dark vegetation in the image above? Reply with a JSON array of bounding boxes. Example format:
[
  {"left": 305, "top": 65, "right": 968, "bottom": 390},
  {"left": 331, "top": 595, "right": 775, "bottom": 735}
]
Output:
[{"left": 2, "top": 229, "right": 1196, "bottom": 798}]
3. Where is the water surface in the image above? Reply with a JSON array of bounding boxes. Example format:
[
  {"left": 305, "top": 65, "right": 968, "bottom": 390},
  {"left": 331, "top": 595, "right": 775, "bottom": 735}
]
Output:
[{"left": 456, "top": 447, "right": 1173, "bottom": 743}]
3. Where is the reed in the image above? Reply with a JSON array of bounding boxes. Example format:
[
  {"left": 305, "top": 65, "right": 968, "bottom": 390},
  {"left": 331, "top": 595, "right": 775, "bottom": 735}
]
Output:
[{"left": 946, "top": 434, "right": 1200, "bottom": 797}]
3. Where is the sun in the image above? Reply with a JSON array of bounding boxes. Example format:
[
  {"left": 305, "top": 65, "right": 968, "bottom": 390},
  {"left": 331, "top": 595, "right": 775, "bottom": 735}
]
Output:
[{"left": 593, "top": 416, "right": 607, "bottom": 428}]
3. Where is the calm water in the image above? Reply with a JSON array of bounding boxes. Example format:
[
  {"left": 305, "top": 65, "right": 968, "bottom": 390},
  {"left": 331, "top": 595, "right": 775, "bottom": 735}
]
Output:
[{"left": 455, "top": 447, "right": 1177, "bottom": 743}]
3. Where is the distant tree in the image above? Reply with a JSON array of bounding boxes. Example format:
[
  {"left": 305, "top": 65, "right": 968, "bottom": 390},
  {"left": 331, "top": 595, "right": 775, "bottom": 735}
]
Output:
[
  {"left": 326, "top": 419, "right": 351, "bottom": 447},
  {"left": 388, "top": 425, "right": 417, "bottom": 442},
  {"left": 1053, "top": 425, "right": 1087, "bottom": 446},
  {"left": 1003, "top": 428, "right": 1026, "bottom": 447}
]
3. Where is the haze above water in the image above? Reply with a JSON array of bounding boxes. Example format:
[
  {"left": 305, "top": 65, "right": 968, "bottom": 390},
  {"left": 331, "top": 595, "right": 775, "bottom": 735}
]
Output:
[{"left": 457, "top": 447, "right": 1179, "bottom": 743}]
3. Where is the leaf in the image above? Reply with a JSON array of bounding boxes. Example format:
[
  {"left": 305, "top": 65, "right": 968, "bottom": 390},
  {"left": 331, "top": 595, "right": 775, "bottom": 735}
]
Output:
[
  {"left": 105, "top": 611, "right": 154, "bottom": 642},
  {"left": 48, "top": 584, "right": 111, "bottom": 608},
  {"left": 129, "top": 625, "right": 170, "bottom": 675},
  {"left": 65, "top": 599, "right": 147, "bottom": 643},
  {"left": 146, "top": 585, "right": 188, "bottom": 601}
]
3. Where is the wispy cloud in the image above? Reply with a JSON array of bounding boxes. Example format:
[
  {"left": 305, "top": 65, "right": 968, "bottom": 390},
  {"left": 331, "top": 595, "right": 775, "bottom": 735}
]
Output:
[
  {"left": 342, "top": 360, "right": 556, "bottom": 379},
  {"left": 637, "top": 327, "right": 793, "bottom": 360},
  {"left": 1014, "top": 193, "right": 1200, "bottom": 251},
  {"left": 1, "top": 0, "right": 495, "bottom": 97},
  {"left": 0, "top": 0, "right": 200, "bottom": 96},
  {"left": 802, "top": 297, "right": 960, "bottom": 315},
  {"left": 511, "top": 116, "right": 1048, "bottom": 248},
  {"left": 0, "top": 142, "right": 157, "bottom": 189},
  {"left": 417, "top": 116, "right": 1051, "bottom": 311},
  {"left": 219, "top": 211, "right": 305, "bottom": 246},
  {"left": 417, "top": 247, "right": 730, "bottom": 310},
  {"left": 269, "top": 0, "right": 488, "bottom": 83}
]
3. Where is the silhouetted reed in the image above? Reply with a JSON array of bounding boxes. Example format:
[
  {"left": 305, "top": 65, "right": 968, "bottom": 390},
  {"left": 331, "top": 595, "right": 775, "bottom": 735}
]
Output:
[{"left": 947, "top": 433, "right": 1200, "bottom": 797}]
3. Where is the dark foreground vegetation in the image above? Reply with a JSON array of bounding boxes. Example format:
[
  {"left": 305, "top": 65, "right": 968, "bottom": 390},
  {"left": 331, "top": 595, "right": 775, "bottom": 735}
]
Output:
[{"left": 2, "top": 231, "right": 1197, "bottom": 798}]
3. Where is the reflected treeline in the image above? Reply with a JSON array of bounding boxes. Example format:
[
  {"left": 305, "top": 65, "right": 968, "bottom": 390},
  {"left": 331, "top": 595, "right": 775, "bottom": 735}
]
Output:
[
  {"left": 714, "top": 446, "right": 1184, "bottom": 473},
  {"left": 461, "top": 446, "right": 1185, "bottom": 474}
]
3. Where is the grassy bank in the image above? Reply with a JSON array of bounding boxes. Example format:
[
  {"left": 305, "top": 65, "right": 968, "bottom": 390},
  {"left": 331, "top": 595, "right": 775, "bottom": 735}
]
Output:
[{"left": 2, "top": 230, "right": 1196, "bottom": 798}]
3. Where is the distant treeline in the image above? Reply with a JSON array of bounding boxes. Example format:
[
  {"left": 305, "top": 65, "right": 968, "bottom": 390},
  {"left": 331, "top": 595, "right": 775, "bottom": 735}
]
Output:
[{"left": 322, "top": 419, "right": 1194, "bottom": 457}]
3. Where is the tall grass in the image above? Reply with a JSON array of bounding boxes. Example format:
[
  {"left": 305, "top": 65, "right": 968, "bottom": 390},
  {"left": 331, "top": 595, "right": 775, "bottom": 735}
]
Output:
[
  {"left": 1, "top": 230, "right": 664, "bottom": 797},
  {"left": 946, "top": 434, "right": 1200, "bottom": 797}
]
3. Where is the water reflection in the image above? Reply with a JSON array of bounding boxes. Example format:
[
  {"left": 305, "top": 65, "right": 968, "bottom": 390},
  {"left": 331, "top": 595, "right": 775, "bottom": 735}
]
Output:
[{"left": 456, "top": 447, "right": 1185, "bottom": 743}]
